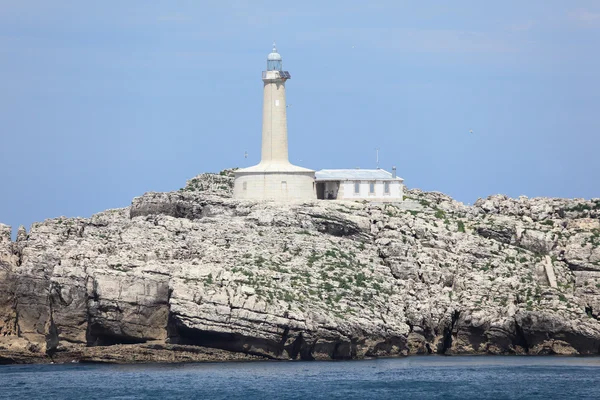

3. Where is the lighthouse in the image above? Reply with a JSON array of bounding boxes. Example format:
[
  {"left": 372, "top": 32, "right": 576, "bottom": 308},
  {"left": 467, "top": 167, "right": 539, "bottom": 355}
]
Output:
[{"left": 233, "top": 44, "right": 316, "bottom": 201}]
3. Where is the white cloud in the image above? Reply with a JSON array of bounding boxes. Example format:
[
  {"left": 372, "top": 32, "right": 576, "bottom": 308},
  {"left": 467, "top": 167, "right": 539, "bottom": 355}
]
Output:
[
  {"left": 569, "top": 9, "right": 600, "bottom": 24},
  {"left": 297, "top": 27, "right": 520, "bottom": 55},
  {"left": 508, "top": 21, "right": 535, "bottom": 32},
  {"left": 396, "top": 29, "right": 518, "bottom": 54},
  {"left": 157, "top": 12, "right": 190, "bottom": 23}
]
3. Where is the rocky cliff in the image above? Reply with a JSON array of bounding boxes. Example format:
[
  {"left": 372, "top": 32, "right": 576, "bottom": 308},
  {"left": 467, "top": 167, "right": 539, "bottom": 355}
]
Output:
[{"left": 1, "top": 171, "right": 600, "bottom": 364}]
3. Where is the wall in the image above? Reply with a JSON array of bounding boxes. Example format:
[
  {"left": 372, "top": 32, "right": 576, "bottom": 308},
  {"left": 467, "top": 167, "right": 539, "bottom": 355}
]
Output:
[
  {"left": 338, "top": 180, "right": 403, "bottom": 201},
  {"left": 233, "top": 172, "right": 316, "bottom": 201},
  {"left": 261, "top": 76, "right": 288, "bottom": 163}
]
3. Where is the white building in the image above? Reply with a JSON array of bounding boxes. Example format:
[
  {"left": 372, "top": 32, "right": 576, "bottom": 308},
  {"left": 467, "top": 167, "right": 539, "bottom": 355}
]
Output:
[
  {"left": 233, "top": 44, "right": 315, "bottom": 201},
  {"left": 315, "top": 168, "right": 404, "bottom": 201}
]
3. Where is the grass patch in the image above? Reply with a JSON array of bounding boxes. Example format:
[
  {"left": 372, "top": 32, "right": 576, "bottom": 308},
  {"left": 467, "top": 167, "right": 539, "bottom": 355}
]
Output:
[{"left": 558, "top": 294, "right": 567, "bottom": 302}]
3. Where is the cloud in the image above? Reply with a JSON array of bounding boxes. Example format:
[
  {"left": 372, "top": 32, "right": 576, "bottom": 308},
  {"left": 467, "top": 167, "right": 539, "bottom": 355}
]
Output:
[
  {"left": 157, "top": 12, "right": 190, "bottom": 23},
  {"left": 298, "top": 27, "right": 519, "bottom": 55},
  {"left": 397, "top": 29, "right": 518, "bottom": 54},
  {"left": 569, "top": 9, "right": 600, "bottom": 24},
  {"left": 507, "top": 21, "right": 535, "bottom": 32}
]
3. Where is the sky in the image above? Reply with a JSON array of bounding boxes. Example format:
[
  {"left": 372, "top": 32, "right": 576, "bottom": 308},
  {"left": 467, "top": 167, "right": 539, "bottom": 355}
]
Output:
[{"left": 1, "top": 0, "right": 599, "bottom": 236}]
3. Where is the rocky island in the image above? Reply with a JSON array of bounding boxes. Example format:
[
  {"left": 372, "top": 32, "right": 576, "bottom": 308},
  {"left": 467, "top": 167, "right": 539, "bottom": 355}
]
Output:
[{"left": 1, "top": 171, "right": 600, "bottom": 364}]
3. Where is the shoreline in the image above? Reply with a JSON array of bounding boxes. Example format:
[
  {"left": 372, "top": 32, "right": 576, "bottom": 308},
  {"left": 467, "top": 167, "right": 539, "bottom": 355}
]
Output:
[{"left": 3, "top": 345, "right": 600, "bottom": 366}]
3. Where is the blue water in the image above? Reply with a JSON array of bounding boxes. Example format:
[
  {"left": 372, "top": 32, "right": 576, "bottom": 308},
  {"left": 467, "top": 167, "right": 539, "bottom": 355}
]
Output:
[{"left": 1, "top": 356, "right": 600, "bottom": 399}]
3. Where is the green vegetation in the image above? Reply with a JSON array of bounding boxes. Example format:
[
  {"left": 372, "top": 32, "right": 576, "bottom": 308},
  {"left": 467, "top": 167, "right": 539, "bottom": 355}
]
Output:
[
  {"left": 182, "top": 177, "right": 206, "bottom": 192},
  {"left": 355, "top": 272, "right": 368, "bottom": 287},
  {"left": 434, "top": 209, "right": 446, "bottom": 219},
  {"left": 558, "top": 294, "right": 567, "bottom": 302},
  {"left": 322, "top": 282, "right": 334, "bottom": 292},
  {"left": 324, "top": 249, "right": 337, "bottom": 258},
  {"left": 284, "top": 292, "right": 295, "bottom": 302},
  {"left": 589, "top": 229, "right": 600, "bottom": 247},
  {"left": 384, "top": 204, "right": 399, "bottom": 217},
  {"left": 526, "top": 300, "right": 534, "bottom": 311},
  {"left": 255, "top": 255, "right": 266, "bottom": 267},
  {"left": 457, "top": 221, "right": 466, "bottom": 233},
  {"left": 567, "top": 203, "right": 592, "bottom": 212},
  {"left": 307, "top": 250, "right": 320, "bottom": 267},
  {"left": 224, "top": 241, "right": 396, "bottom": 317}
]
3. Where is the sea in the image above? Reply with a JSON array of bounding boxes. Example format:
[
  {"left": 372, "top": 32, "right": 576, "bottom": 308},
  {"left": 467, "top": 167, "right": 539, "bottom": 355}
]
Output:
[{"left": 1, "top": 356, "right": 599, "bottom": 399}]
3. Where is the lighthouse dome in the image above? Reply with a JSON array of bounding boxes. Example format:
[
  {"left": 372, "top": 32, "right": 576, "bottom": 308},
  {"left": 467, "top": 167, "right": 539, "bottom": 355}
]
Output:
[
  {"left": 267, "top": 51, "right": 282, "bottom": 61},
  {"left": 266, "top": 43, "right": 283, "bottom": 71}
]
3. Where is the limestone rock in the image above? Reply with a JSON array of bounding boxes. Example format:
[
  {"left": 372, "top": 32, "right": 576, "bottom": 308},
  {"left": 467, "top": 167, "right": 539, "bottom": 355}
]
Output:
[{"left": 1, "top": 174, "right": 600, "bottom": 363}]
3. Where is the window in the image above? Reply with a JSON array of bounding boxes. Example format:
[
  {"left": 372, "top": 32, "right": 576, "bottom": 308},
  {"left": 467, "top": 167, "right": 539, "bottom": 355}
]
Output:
[
  {"left": 243, "top": 182, "right": 247, "bottom": 190},
  {"left": 354, "top": 181, "right": 360, "bottom": 194},
  {"left": 369, "top": 182, "right": 375, "bottom": 194},
  {"left": 384, "top": 182, "right": 390, "bottom": 194},
  {"left": 281, "top": 181, "right": 287, "bottom": 190}
]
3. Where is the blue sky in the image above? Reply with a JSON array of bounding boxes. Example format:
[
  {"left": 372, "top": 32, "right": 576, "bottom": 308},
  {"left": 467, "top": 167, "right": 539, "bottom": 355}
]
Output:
[{"left": 1, "top": 0, "right": 599, "bottom": 234}]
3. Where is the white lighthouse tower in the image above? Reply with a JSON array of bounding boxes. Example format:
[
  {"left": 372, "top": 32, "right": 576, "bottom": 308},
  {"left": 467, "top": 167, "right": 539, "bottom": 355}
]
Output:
[{"left": 233, "top": 44, "right": 316, "bottom": 201}]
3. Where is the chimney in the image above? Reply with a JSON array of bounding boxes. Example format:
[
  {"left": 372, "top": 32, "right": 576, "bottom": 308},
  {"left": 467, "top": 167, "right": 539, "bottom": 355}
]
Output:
[{"left": 392, "top": 166, "right": 397, "bottom": 178}]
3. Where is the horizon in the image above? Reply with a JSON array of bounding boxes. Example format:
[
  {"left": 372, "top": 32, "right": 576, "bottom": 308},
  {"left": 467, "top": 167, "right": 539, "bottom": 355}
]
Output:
[{"left": 2, "top": 1, "right": 599, "bottom": 236}]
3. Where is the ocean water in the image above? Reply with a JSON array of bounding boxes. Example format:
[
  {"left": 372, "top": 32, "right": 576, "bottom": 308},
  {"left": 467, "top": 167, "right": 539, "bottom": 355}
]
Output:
[{"left": 1, "top": 356, "right": 599, "bottom": 399}]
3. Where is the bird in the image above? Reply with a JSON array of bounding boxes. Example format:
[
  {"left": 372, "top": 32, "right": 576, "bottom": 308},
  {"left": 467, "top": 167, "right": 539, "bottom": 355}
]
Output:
[{"left": 470, "top": 129, "right": 474, "bottom": 134}]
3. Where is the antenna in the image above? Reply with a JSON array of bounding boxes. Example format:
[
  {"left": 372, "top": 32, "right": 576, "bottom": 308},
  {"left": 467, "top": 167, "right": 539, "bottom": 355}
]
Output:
[{"left": 375, "top": 148, "right": 380, "bottom": 169}]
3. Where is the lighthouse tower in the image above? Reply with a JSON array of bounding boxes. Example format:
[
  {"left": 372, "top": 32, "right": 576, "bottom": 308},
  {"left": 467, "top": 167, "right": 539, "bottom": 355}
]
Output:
[{"left": 233, "top": 44, "right": 316, "bottom": 201}]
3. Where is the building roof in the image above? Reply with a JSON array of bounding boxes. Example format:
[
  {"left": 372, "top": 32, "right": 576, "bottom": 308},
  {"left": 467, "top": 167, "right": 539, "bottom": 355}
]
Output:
[
  {"left": 237, "top": 162, "right": 314, "bottom": 174},
  {"left": 315, "top": 169, "right": 403, "bottom": 181}
]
